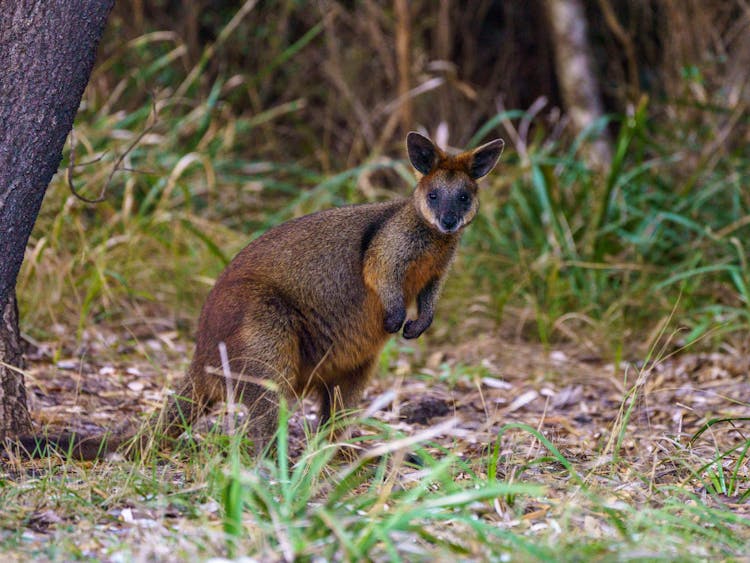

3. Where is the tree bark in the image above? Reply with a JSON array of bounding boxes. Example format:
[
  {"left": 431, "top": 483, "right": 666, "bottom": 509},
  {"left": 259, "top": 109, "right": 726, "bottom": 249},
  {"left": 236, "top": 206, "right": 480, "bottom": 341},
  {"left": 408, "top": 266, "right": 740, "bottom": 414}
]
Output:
[
  {"left": 0, "top": 1, "right": 114, "bottom": 442},
  {"left": 544, "top": 0, "right": 612, "bottom": 168},
  {"left": 0, "top": 293, "right": 31, "bottom": 440}
]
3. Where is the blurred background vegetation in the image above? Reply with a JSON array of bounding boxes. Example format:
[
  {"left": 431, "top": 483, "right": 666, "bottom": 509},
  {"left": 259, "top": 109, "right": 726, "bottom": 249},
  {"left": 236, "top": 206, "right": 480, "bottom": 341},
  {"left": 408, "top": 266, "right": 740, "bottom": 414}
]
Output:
[{"left": 19, "top": 0, "right": 750, "bottom": 357}]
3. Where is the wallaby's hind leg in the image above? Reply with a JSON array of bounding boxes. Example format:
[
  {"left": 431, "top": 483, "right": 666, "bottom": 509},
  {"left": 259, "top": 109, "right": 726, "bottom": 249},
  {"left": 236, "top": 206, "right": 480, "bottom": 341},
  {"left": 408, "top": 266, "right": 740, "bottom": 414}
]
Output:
[
  {"left": 223, "top": 324, "right": 300, "bottom": 455},
  {"left": 236, "top": 381, "right": 281, "bottom": 454},
  {"left": 318, "top": 357, "right": 377, "bottom": 437}
]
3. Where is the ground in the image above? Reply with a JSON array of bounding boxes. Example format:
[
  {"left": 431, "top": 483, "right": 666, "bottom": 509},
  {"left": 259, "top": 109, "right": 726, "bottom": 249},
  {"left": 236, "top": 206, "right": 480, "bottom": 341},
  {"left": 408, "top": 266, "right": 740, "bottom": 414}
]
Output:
[{"left": 2, "top": 321, "right": 750, "bottom": 560}]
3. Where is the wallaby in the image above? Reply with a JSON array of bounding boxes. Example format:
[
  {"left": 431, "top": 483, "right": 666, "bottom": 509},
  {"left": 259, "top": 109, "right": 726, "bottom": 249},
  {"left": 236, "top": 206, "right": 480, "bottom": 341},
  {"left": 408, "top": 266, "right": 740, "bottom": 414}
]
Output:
[{"left": 10, "top": 132, "right": 503, "bottom": 460}]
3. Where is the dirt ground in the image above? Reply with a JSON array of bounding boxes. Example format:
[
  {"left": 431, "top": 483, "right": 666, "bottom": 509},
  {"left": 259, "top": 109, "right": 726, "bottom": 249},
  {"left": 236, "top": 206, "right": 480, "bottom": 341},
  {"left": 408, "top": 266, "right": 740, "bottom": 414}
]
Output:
[
  {"left": 19, "top": 322, "right": 750, "bottom": 508},
  {"left": 2, "top": 319, "right": 748, "bottom": 561}
]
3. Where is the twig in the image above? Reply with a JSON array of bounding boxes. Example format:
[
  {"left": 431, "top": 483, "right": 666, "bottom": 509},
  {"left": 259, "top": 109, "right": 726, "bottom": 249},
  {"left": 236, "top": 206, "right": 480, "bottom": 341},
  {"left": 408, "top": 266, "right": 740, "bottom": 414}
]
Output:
[
  {"left": 69, "top": 150, "right": 108, "bottom": 169},
  {"left": 219, "top": 342, "right": 236, "bottom": 435},
  {"left": 67, "top": 97, "right": 159, "bottom": 204},
  {"left": 596, "top": 0, "right": 639, "bottom": 99}
]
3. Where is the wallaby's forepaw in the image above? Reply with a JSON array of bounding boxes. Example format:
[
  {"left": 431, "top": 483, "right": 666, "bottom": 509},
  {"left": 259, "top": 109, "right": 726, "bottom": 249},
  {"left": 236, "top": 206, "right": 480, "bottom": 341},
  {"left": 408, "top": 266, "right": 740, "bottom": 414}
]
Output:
[
  {"left": 384, "top": 307, "right": 406, "bottom": 333},
  {"left": 402, "top": 317, "right": 431, "bottom": 339}
]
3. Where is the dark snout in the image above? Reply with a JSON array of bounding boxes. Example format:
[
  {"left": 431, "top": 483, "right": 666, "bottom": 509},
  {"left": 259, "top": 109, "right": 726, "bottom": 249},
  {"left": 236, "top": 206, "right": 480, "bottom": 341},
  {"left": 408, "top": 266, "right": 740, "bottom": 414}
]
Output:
[{"left": 440, "top": 212, "right": 459, "bottom": 232}]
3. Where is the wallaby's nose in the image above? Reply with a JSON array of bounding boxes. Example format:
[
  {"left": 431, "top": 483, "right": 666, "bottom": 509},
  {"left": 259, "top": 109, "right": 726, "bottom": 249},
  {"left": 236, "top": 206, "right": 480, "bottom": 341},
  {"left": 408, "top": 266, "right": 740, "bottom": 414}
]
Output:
[{"left": 441, "top": 213, "right": 458, "bottom": 231}]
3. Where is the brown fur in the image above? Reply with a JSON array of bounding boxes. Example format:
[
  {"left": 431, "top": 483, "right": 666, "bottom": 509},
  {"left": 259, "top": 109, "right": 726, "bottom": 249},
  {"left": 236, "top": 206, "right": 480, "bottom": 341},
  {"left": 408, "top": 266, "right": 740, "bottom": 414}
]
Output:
[{"left": 7, "top": 133, "right": 503, "bottom": 460}]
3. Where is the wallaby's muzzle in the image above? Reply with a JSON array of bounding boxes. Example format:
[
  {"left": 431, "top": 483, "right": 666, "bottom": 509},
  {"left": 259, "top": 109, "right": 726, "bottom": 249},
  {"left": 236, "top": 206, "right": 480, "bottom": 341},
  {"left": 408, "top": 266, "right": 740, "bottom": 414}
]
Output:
[{"left": 439, "top": 212, "right": 459, "bottom": 233}]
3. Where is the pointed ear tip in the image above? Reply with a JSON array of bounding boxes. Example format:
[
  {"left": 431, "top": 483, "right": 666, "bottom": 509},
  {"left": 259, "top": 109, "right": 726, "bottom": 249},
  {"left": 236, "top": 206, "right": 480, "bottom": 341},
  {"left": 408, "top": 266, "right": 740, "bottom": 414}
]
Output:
[
  {"left": 474, "top": 138, "right": 505, "bottom": 153},
  {"left": 406, "top": 131, "right": 430, "bottom": 143}
]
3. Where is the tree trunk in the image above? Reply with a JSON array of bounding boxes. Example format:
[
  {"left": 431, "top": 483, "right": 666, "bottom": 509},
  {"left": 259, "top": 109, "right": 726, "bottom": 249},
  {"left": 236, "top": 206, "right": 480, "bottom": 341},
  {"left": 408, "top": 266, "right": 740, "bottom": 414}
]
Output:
[
  {"left": 0, "top": 1, "right": 113, "bottom": 442},
  {"left": 544, "top": 0, "right": 612, "bottom": 168},
  {"left": 0, "top": 293, "right": 31, "bottom": 440},
  {"left": 394, "top": 0, "right": 412, "bottom": 135}
]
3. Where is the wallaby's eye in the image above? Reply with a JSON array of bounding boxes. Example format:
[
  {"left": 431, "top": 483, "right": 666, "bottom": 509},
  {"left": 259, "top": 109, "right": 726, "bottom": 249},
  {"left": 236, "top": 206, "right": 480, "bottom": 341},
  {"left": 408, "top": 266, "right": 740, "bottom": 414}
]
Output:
[
  {"left": 458, "top": 193, "right": 469, "bottom": 203},
  {"left": 428, "top": 191, "right": 438, "bottom": 200}
]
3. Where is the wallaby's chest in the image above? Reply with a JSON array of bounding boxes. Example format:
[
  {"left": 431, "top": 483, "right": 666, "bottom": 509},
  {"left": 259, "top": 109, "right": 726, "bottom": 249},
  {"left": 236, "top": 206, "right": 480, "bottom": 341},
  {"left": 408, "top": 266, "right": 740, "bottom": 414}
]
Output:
[{"left": 402, "top": 243, "right": 454, "bottom": 302}]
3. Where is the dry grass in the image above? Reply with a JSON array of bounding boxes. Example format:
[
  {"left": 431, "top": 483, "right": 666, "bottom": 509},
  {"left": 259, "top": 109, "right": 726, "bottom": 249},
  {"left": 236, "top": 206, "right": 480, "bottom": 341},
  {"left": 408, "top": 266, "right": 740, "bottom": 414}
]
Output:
[{"left": 2, "top": 320, "right": 749, "bottom": 560}]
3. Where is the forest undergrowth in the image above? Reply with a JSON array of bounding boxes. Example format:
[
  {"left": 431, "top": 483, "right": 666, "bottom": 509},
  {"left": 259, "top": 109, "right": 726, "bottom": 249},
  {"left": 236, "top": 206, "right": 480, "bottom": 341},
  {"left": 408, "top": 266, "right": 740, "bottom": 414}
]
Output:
[{"left": 2, "top": 2, "right": 750, "bottom": 560}]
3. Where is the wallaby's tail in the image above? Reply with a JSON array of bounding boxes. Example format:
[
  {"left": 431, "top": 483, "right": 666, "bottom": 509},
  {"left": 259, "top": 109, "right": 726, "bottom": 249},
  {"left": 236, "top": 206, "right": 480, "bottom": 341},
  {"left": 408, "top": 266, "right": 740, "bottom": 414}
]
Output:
[
  {"left": 5, "top": 430, "right": 125, "bottom": 461},
  {"left": 3, "top": 379, "right": 211, "bottom": 462}
]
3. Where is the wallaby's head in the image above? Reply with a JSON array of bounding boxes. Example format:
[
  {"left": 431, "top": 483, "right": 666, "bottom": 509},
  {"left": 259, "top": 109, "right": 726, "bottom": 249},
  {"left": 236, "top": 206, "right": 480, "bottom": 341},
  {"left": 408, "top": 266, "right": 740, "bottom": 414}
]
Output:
[{"left": 407, "top": 132, "right": 504, "bottom": 235}]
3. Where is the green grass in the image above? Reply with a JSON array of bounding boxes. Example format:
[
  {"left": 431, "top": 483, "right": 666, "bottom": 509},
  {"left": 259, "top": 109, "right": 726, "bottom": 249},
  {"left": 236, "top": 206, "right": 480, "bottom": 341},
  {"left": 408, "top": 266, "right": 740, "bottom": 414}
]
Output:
[
  {"left": 19, "top": 21, "right": 750, "bottom": 350},
  {"left": 457, "top": 96, "right": 750, "bottom": 351},
  {"left": 2, "top": 401, "right": 749, "bottom": 561}
]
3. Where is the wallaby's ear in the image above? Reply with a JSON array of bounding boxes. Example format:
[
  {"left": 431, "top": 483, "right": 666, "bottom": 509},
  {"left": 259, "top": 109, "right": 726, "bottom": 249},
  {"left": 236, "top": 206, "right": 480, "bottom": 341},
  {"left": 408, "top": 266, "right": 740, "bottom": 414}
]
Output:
[
  {"left": 469, "top": 138, "right": 504, "bottom": 180},
  {"left": 407, "top": 132, "right": 438, "bottom": 175}
]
